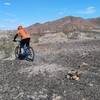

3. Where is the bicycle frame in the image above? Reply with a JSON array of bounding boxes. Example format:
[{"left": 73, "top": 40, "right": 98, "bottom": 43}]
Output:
[
  {"left": 16, "top": 40, "right": 21, "bottom": 47},
  {"left": 15, "top": 40, "right": 34, "bottom": 61},
  {"left": 16, "top": 40, "right": 29, "bottom": 56}
]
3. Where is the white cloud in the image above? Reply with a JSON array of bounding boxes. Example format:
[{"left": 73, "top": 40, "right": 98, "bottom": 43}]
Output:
[
  {"left": 78, "top": 6, "right": 96, "bottom": 14},
  {"left": 3, "top": 2, "right": 11, "bottom": 6},
  {"left": 58, "top": 11, "right": 65, "bottom": 15},
  {"left": 57, "top": 8, "right": 68, "bottom": 16}
]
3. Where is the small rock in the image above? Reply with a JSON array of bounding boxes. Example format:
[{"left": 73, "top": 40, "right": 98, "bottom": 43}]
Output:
[
  {"left": 89, "top": 83, "right": 93, "bottom": 87},
  {"left": 82, "top": 98, "right": 87, "bottom": 100},
  {"left": 39, "top": 94, "right": 47, "bottom": 99},
  {"left": 79, "top": 62, "right": 89, "bottom": 69},
  {"left": 66, "top": 75, "right": 70, "bottom": 79},
  {"left": 67, "top": 70, "right": 80, "bottom": 80},
  {"left": 52, "top": 95, "right": 62, "bottom": 100},
  {"left": 72, "top": 75, "right": 80, "bottom": 80}
]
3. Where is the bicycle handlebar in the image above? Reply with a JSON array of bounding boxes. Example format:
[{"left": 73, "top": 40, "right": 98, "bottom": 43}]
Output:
[{"left": 13, "top": 40, "right": 21, "bottom": 42}]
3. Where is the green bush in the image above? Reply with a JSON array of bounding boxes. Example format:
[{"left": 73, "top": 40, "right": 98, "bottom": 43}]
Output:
[{"left": 0, "top": 40, "right": 15, "bottom": 58}]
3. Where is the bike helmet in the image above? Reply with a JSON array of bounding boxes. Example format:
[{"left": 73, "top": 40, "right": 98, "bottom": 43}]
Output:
[{"left": 17, "top": 25, "right": 23, "bottom": 30}]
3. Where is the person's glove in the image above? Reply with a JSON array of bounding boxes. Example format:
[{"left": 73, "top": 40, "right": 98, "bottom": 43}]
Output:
[{"left": 13, "top": 39, "right": 16, "bottom": 42}]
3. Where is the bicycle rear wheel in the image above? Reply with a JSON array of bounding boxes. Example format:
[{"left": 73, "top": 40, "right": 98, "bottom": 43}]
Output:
[{"left": 27, "top": 47, "right": 35, "bottom": 61}]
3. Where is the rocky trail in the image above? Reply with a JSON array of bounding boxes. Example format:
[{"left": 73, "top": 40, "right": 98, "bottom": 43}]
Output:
[{"left": 0, "top": 39, "right": 100, "bottom": 100}]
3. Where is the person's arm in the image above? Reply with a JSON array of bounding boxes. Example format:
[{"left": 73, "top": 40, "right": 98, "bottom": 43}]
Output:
[{"left": 13, "top": 34, "right": 18, "bottom": 41}]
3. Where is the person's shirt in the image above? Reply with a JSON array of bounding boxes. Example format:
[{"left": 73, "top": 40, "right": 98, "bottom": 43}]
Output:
[{"left": 17, "top": 28, "right": 30, "bottom": 39}]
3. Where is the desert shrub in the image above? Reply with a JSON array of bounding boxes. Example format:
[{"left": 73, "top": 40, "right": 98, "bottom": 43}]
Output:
[
  {"left": 80, "top": 30, "right": 100, "bottom": 34},
  {"left": 0, "top": 40, "right": 15, "bottom": 58},
  {"left": 63, "top": 23, "right": 78, "bottom": 35},
  {"left": 31, "top": 34, "right": 40, "bottom": 43}
]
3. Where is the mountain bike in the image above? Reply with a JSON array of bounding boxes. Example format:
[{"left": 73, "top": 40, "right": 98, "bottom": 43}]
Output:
[{"left": 14, "top": 40, "right": 35, "bottom": 61}]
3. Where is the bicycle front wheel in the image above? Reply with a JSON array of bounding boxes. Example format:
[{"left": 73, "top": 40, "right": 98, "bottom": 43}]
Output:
[{"left": 15, "top": 46, "right": 21, "bottom": 59}]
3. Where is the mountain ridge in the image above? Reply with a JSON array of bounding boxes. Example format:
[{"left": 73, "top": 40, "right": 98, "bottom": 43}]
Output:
[{"left": 27, "top": 16, "right": 100, "bottom": 35}]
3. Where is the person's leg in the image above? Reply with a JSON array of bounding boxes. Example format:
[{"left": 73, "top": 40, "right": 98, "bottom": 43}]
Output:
[
  {"left": 26, "top": 38, "right": 30, "bottom": 48},
  {"left": 24, "top": 38, "right": 30, "bottom": 60},
  {"left": 20, "top": 39, "right": 26, "bottom": 59},
  {"left": 21, "top": 38, "right": 30, "bottom": 59},
  {"left": 20, "top": 39, "right": 26, "bottom": 53}
]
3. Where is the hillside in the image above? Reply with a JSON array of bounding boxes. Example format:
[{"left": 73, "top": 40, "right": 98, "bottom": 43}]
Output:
[
  {"left": 0, "top": 16, "right": 100, "bottom": 60},
  {"left": 89, "top": 17, "right": 100, "bottom": 27},
  {"left": 27, "top": 16, "right": 100, "bottom": 35},
  {"left": 0, "top": 16, "right": 100, "bottom": 100}
]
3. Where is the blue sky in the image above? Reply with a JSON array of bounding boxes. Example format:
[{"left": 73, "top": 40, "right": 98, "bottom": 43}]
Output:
[{"left": 0, "top": 0, "right": 100, "bottom": 30}]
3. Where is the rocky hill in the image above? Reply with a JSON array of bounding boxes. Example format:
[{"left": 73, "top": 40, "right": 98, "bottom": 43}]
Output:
[
  {"left": 89, "top": 17, "right": 100, "bottom": 27},
  {"left": 27, "top": 16, "right": 100, "bottom": 35}
]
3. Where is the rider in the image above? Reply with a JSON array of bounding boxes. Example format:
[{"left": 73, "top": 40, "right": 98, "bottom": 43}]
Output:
[{"left": 13, "top": 25, "right": 30, "bottom": 57}]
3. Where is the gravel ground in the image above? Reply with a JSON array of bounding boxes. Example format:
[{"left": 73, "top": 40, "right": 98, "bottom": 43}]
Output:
[{"left": 0, "top": 39, "right": 100, "bottom": 100}]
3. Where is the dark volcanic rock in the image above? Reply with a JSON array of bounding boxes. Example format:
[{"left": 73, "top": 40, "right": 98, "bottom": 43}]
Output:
[{"left": 0, "top": 39, "right": 100, "bottom": 100}]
